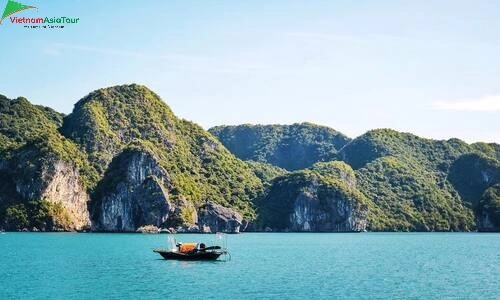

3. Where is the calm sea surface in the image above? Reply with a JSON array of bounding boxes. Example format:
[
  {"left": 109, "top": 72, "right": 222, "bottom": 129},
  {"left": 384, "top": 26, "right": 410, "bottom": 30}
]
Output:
[{"left": 0, "top": 232, "right": 499, "bottom": 299}]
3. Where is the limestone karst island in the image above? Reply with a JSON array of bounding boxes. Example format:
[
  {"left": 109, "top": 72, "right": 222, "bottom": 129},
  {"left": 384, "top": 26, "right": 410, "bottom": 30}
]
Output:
[{"left": 1, "top": 85, "right": 498, "bottom": 233}]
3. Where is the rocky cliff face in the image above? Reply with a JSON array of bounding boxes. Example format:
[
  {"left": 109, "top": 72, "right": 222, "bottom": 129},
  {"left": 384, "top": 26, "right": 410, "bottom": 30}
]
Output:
[
  {"left": 37, "top": 160, "right": 91, "bottom": 230},
  {"left": 91, "top": 148, "right": 248, "bottom": 233},
  {"left": 448, "top": 153, "right": 500, "bottom": 206},
  {"left": 256, "top": 171, "right": 369, "bottom": 232},
  {"left": 0, "top": 95, "right": 95, "bottom": 231},
  {"left": 11, "top": 149, "right": 90, "bottom": 231},
  {"left": 197, "top": 202, "right": 244, "bottom": 233},
  {"left": 447, "top": 154, "right": 500, "bottom": 231},
  {"left": 290, "top": 185, "right": 367, "bottom": 232},
  {"left": 92, "top": 149, "right": 174, "bottom": 231},
  {"left": 478, "top": 211, "right": 498, "bottom": 232},
  {"left": 477, "top": 184, "right": 500, "bottom": 231}
]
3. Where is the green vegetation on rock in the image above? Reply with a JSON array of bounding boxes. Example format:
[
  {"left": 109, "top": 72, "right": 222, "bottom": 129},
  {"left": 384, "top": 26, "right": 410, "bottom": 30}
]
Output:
[
  {"left": 62, "top": 84, "right": 263, "bottom": 220},
  {"left": 310, "top": 161, "right": 357, "bottom": 185},
  {"left": 1, "top": 87, "right": 499, "bottom": 232},
  {"left": 1, "top": 200, "right": 72, "bottom": 231},
  {"left": 339, "top": 130, "right": 498, "bottom": 231},
  {"left": 478, "top": 184, "right": 500, "bottom": 229},
  {"left": 448, "top": 153, "right": 500, "bottom": 207},
  {"left": 255, "top": 169, "right": 369, "bottom": 231},
  {"left": 0, "top": 95, "right": 97, "bottom": 230},
  {"left": 471, "top": 142, "right": 500, "bottom": 161},
  {"left": 356, "top": 156, "right": 474, "bottom": 231},
  {"left": 245, "top": 160, "right": 288, "bottom": 184},
  {"left": 209, "top": 123, "right": 351, "bottom": 170},
  {"left": 212, "top": 125, "right": 499, "bottom": 231},
  {"left": 0, "top": 95, "right": 63, "bottom": 154},
  {"left": 339, "top": 129, "right": 472, "bottom": 170}
]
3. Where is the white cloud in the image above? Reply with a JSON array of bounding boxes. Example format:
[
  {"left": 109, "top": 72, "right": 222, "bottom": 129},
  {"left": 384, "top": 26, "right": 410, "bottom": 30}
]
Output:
[{"left": 432, "top": 95, "right": 500, "bottom": 112}]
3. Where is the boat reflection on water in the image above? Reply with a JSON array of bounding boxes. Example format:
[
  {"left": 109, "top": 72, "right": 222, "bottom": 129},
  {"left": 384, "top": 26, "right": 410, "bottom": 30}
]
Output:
[{"left": 153, "top": 233, "right": 230, "bottom": 261}]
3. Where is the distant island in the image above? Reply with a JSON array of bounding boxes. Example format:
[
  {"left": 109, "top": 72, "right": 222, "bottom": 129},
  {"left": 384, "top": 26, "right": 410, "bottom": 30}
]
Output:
[{"left": 0, "top": 84, "right": 498, "bottom": 233}]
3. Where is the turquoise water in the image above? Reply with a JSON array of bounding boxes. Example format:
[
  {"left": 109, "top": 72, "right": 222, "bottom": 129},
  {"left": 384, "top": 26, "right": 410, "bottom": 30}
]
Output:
[{"left": 0, "top": 233, "right": 499, "bottom": 299}]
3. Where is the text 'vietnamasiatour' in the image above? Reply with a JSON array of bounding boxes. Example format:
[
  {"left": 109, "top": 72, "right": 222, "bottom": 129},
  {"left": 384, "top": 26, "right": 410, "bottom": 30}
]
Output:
[{"left": 8, "top": 16, "right": 80, "bottom": 24}]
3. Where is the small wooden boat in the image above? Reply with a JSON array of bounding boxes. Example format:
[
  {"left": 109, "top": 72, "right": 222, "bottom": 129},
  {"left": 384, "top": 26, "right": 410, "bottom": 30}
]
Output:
[
  {"left": 153, "top": 246, "right": 226, "bottom": 261},
  {"left": 154, "top": 236, "right": 230, "bottom": 261}
]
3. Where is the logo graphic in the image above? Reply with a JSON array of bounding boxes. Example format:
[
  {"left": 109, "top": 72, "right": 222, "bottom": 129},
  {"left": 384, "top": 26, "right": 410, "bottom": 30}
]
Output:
[
  {"left": 0, "top": 0, "right": 79, "bottom": 28},
  {"left": 0, "top": 0, "right": 37, "bottom": 25}
]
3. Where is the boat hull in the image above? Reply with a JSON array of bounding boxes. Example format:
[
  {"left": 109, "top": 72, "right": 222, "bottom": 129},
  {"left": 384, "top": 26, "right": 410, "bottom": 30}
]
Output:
[{"left": 154, "top": 249, "right": 224, "bottom": 261}]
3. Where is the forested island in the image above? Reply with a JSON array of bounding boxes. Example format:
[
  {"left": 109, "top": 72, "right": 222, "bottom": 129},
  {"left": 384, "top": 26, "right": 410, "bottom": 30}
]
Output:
[{"left": 0, "top": 84, "right": 498, "bottom": 232}]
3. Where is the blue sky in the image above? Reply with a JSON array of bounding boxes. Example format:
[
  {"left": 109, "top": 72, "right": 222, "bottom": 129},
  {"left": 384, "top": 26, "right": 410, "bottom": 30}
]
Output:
[{"left": 0, "top": 0, "right": 499, "bottom": 142}]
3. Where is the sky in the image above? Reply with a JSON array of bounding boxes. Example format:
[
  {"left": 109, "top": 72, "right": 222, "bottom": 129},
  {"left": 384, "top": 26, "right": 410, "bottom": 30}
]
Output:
[{"left": 0, "top": 0, "right": 499, "bottom": 143}]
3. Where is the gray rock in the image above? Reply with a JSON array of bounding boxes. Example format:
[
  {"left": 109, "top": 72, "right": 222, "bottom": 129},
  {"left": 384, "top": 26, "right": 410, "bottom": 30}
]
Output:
[
  {"left": 136, "top": 225, "right": 159, "bottom": 233},
  {"left": 93, "top": 149, "right": 174, "bottom": 232},
  {"left": 289, "top": 187, "right": 367, "bottom": 232},
  {"left": 12, "top": 149, "right": 91, "bottom": 231},
  {"left": 258, "top": 172, "right": 368, "bottom": 232},
  {"left": 201, "top": 224, "right": 212, "bottom": 233},
  {"left": 197, "top": 202, "right": 243, "bottom": 233},
  {"left": 176, "top": 225, "right": 200, "bottom": 233},
  {"left": 159, "top": 228, "right": 172, "bottom": 234}
]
